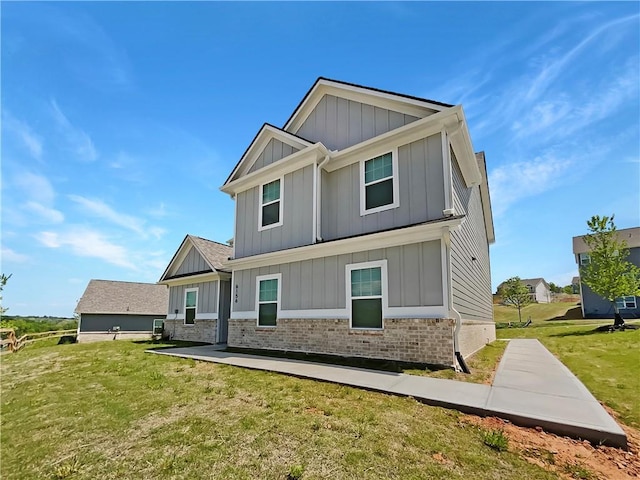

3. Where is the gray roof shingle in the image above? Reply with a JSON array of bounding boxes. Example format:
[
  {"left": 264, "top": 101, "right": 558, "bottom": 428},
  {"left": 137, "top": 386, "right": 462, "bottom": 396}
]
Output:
[
  {"left": 188, "top": 235, "right": 232, "bottom": 272},
  {"left": 76, "top": 280, "right": 168, "bottom": 315}
]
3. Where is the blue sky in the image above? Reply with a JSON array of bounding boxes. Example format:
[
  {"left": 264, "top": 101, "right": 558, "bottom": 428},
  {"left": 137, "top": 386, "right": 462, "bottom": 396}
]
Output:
[{"left": 1, "top": 2, "right": 639, "bottom": 317}]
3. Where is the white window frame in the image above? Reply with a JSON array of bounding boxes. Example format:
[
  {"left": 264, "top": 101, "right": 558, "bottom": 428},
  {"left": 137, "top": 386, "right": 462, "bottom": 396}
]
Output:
[
  {"left": 579, "top": 253, "right": 591, "bottom": 266},
  {"left": 255, "top": 273, "right": 281, "bottom": 327},
  {"left": 346, "top": 259, "right": 388, "bottom": 330},
  {"left": 184, "top": 287, "right": 198, "bottom": 325},
  {"left": 359, "top": 149, "right": 399, "bottom": 216},
  {"left": 616, "top": 296, "right": 637, "bottom": 310},
  {"left": 258, "top": 177, "right": 284, "bottom": 231}
]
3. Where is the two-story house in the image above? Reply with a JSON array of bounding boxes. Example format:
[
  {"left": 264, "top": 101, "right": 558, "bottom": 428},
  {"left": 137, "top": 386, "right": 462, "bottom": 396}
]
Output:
[
  {"left": 219, "top": 78, "right": 495, "bottom": 369},
  {"left": 573, "top": 226, "right": 640, "bottom": 318}
]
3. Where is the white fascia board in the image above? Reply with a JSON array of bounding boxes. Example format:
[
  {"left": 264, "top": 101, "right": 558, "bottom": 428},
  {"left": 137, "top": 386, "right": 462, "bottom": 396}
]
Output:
[
  {"left": 159, "top": 272, "right": 225, "bottom": 287},
  {"left": 285, "top": 80, "right": 446, "bottom": 133},
  {"left": 231, "top": 125, "right": 314, "bottom": 182},
  {"left": 446, "top": 107, "right": 482, "bottom": 187},
  {"left": 225, "top": 216, "right": 465, "bottom": 271},
  {"left": 220, "top": 143, "right": 328, "bottom": 196}
]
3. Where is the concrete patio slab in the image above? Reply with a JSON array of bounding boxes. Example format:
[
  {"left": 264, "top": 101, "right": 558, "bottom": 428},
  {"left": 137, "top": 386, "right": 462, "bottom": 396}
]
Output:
[{"left": 147, "top": 339, "right": 627, "bottom": 448}]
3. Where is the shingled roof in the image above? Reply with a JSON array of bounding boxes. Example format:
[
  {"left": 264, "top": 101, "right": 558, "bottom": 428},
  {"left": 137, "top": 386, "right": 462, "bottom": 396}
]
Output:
[
  {"left": 76, "top": 280, "right": 168, "bottom": 315},
  {"left": 188, "top": 235, "right": 233, "bottom": 272}
]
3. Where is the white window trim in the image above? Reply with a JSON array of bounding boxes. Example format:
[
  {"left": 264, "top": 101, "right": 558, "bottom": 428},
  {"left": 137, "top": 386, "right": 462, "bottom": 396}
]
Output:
[
  {"left": 359, "top": 149, "right": 399, "bottom": 216},
  {"left": 258, "top": 177, "right": 284, "bottom": 231},
  {"left": 579, "top": 253, "right": 591, "bottom": 266},
  {"left": 184, "top": 287, "right": 198, "bottom": 326},
  {"left": 255, "top": 273, "right": 281, "bottom": 327},
  {"left": 616, "top": 296, "right": 637, "bottom": 310},
  {"left": 346, "top": 259, "right": 388, "bottom": 330}
]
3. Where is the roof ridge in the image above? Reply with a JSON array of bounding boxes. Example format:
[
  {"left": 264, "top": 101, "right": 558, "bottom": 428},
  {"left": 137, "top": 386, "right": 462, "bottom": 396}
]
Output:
[{"left": 188, "top": 234, "right": 232, "bottom": 248}]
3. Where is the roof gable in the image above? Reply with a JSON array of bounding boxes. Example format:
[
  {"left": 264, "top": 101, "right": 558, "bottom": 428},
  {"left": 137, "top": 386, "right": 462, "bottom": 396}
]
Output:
[
  {"left": 225, "top": 124, "right": 313, "bottom": 185},
  {"left": 284, "top": 77, "right": 451, "bottom": 135},
  {"left": 159, "top": 235, "right": 232, "bottom": 282},
  {"left": 75, "top": 280, "right": 168, "bottom": 315}
]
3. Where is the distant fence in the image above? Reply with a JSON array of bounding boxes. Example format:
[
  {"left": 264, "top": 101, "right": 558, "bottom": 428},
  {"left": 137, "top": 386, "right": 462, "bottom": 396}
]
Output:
[{"left": 0, "top": 328, "right": 77, "bottom": 353}]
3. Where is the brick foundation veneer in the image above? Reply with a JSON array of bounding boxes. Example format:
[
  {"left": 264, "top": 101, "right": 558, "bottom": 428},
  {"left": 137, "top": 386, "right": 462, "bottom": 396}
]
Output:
[
  {"left": 228, "top": 318, "right": 456, "bottom": 366},
  {"left": 164, "top": 319, "right": 217, "bottom": 344}
]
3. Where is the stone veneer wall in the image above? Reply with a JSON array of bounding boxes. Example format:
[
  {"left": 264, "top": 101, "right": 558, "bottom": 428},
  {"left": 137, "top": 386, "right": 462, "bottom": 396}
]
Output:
[
  {"left": 164, "top": 319, "right": 217, "bottom": 344},
  {"left": 228, "top": 318, "right": 455, "bottom": 366}
]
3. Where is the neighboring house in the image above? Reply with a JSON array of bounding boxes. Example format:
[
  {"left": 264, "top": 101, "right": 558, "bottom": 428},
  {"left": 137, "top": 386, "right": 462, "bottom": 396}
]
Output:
[
  {"left": 220, "top": 77, "right": 496, "bottom": 368},
  {"left": 158, "top": 235, "right": 233, "bottom": 344},
  {"left": 520, "top": 278, "right": 551, "bottom": 303},
  {"left": 571, "top": 276, "right": 581, "bottom": 295},
  {"left": 496, "top": 278, "right": 551, "bottom": 304},
  {"left": 573, "top": 227, "right": 640, "bottom": 318},
  {"left": 75, "top": 280, "right": 168, "bottom": 342}
]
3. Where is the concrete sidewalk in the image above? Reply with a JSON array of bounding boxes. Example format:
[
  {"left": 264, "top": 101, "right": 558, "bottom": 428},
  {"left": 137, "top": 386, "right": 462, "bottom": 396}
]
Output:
[{"left": 147, "top": 339, "right": 627, "bottom": 448}]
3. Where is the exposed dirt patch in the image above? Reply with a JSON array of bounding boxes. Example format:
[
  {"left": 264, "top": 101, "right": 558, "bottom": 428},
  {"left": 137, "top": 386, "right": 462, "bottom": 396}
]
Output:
[{"left": 462, "top": 411, "right": 640, "bottom": 479}]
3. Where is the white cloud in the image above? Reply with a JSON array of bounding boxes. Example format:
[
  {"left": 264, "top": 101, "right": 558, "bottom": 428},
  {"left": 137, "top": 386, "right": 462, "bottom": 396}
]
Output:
[
  {"left": 24, "top": 201, "right": 64, "bottom": 224},
  {"left": 68, "top": 194, "right": 165, "bottom": 239},
  {"left": 1, "top": 111, "right": 43, "bottom": 160},
  {"left": 14, "top": 172, "right": 56, "bottom": 205},
  {"left": 50, "top": 99, "right": 98, "bottom": 162},
  {"left": 489, "top": 154, "right": 574, "bottom": 217},
  {"left": 35, "top": 228, "right": 136, "bottom": 269},
  {"left": 1, "top": 247, "right": 30, "bottom": 263}
]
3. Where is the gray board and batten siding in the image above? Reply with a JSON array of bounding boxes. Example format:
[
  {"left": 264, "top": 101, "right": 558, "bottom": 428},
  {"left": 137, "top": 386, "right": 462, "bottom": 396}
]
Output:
[
  {"left": 168, "top": 281, "right": 220, "bottom": 316},
  {"left": 450, "top": 150, "right": 493, "bottom": 322},
  {"left": 79, "top": 314, "right": 158, "bottom": 332},
  {"left": 233, "top": 241, "right": 443, "bottom": 313},
  {"left": 247, "top": 138, "right": 300, "bottom": 175},
  {"left": 175, "top": 246, "right": 212, "bottom": 276},
  {"left": 321, "top": 133, "right": 445, "bottom": 241},
  {"left": 235, "top": 164, "right": 315, "bottom": 258},
  {"left": 295, "top": 94, "right": 423, "bottom": 151}
]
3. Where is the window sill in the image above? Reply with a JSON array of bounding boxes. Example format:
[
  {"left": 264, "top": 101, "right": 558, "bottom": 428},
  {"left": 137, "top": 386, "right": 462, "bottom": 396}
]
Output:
[{"left": 360, "top": 202, "right": 399, "bottom": 217}]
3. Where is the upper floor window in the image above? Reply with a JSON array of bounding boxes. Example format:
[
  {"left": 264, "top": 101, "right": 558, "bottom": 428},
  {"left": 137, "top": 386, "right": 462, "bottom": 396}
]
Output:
[
  {"left": 615, "top": 296, "right": 637, "bottom": 310},
  {"left": 184, "top": 288, "right": 198, "bottom": 325},
  {"left": 257, "top": 274, "right": 280, "bottom": 326},
  {"left": 360, "top": 151, "right": 399, "bottom": 215},
  {"left": 579, "top": 253, "right": 591, "bottom": 266},
  {"left": 347, "top": 260, "right": 387, "bottom": 329},
  {"left": 259, "top": 178, "right": 283, "bottom": 231}
]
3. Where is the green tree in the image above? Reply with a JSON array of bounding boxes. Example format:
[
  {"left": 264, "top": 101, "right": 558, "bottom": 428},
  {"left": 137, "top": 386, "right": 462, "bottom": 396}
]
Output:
[
  {"left": 548, "top": 282, "right": 563, "bottom": 294},
  {"left": 498, "top": 277, "right": 532, "bottom": 323},
  {"left": 0, "top": 273, "right": 11, "bottom": 315},
  {"left": 562, "top": 285, "right": 574, "bottom": 294},
  {"left": 580, "top": 215, "right": 640, "bottom": 327}
]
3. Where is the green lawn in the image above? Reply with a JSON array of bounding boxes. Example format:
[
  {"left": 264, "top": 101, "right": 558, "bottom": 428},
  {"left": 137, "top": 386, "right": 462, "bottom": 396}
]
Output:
[
  {"left": 497, "top": 323, "right": 640, "bottom": 428},
  {"left": 493, "top": 301, "right": 584, "bottom": 325},
  {"left": 1, "top": 340, "right": 558, "bottom": 480}
]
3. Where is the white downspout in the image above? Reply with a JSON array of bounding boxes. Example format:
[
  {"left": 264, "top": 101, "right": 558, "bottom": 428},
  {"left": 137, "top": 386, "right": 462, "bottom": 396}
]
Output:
[
  {"left": 316, "top": 154, "right": 331, "bottom": 242},
  {"left": 444, "top": 226, "right": 469, "bottom": 373}
]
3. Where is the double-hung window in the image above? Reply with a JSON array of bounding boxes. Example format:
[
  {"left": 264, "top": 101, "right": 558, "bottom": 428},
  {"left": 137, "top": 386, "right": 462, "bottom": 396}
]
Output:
[
  {"left": 615, "top": 296, "right": 637, "bottom": 310},
  {"left": 259, "top": 178, "right": 283, "bottom": 230},
  {"left": 184, "top": 288, "right": 197, "bottom": 325},
  {"left": 347, "top": 261, "right": 387, "bottom": 329},
  {"left": 257, "top": 274, "right": 280, "bottom": 326},
  {"left": 579, "top": 253, "right": 591, "bottom": 266},
  {"left": 361, "top": 151, "right": 398, "bottom": 215}
]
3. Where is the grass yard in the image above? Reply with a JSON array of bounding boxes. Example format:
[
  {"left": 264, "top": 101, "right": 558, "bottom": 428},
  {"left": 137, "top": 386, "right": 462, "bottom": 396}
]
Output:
[
  {"left": 0, "top": 339, "right": 558, "bottom": 480},
  {"left": 493, "top": 301, "right": 584, "bottom": 325},
  {"left": 497, "top": 322, "right": 640, "bottom": 429}
]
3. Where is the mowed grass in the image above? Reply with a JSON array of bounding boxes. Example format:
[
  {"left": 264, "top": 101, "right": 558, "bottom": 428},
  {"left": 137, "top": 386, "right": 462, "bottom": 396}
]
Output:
[
  {"left": 497, "top": 322, "right": 640, "bottom": 428},
  {"left": 0, "top": 340, "right": 558, "bottom": 480},
  {"left": 493, "top": 301, "right": 584, "bottom": 325}
]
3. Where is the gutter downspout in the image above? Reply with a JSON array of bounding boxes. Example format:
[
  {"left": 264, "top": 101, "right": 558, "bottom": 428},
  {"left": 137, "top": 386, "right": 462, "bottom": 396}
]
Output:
[
  {"left": 444, "top": 226, "right": 470, "bottom": 374},
  {"left": 315, "top": 154, "right": 331, "bottom": 242}
]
